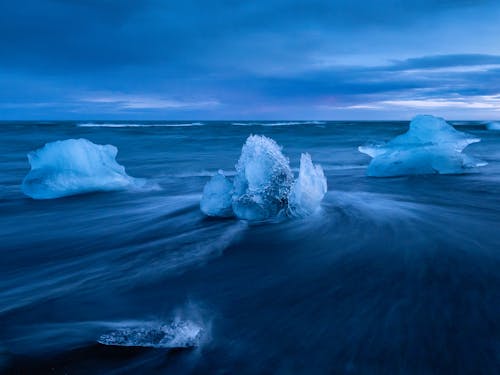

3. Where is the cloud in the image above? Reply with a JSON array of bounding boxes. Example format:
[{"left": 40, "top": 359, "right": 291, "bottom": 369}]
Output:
[
  {"left": 1, "top": 0, "right": 499, "bottom": 73},
  {"left": 382, "top": 96, "right": 500, "bottom": 110},
  {"left": 79, "top": 93, "right": 220, "bottom": 110},
  {"left": 2, "top": 1, "right": 500, "bottom": 118},
  {"left": 390, "top": 54, "right": 500, "bottom": 70},
  {"left": 329, "top": 95, "right": 500, "bottom": 111}
]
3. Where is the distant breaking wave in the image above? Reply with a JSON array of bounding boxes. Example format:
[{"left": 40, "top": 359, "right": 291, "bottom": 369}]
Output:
[
  {"left": 77, "top": 121, "right": 325, "bottom": 127},
  {"left": 77, "top": 122, "right": 204, "bottom": 128},
  {"left": 231, "top": 121, "right": 326, "bottom": 126}
]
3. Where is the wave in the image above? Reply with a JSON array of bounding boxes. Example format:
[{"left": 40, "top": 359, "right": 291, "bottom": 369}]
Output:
[
  {"left": 77, "top": 122, "right": 204, "bottom": 128},
  {"left": 0, "top": 194, "right": 245, "bottom": 315},
  {"left": 77, "top": 121, "right": 326, "bottom": 127},
  {"left": 5, "top": 304, "right": 209, "bottom": 354},
  {"left": 231, "top": 121, "right": 326, "bottom": 126}
]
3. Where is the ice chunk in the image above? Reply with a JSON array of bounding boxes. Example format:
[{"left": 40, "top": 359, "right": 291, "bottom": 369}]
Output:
[
  {"left": 22, "top": 138, "right": 140, "bottom": 199},
  {"left": 200, "top": 135, "right": 326, "bottom": 221},
  {"left": 98, "top": 320, "right": 203, "bottom": 349},
  {"left": 288, "top": 153, "right": 327, "bottom": 217},
  {"left": 486, "top": 121, "right": 500, "bottom": 130},
  {"left": 232, "top": 135, "right": 294, "bottom": 221},
  {"left": 200, "top": 170, "right": 234, "bottom": 217},
  {"left": 358, "top": 115, "right": 486, "bottom": 177}
]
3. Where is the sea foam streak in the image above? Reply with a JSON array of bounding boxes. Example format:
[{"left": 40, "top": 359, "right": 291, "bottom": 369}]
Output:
[
  {"left": 358, "top": 115, "right": 486, "bottom": 177},
  {"left": 200, "top": 135, "right": 327, "bottom": 220},
  {"left": 22, "top": 138, "right": 144, "bottom": 199}
]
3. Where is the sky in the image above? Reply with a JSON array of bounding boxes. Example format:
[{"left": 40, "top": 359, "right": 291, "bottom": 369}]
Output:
[{"left": 1, "top": 0, "right": 500, "bottom": 120}]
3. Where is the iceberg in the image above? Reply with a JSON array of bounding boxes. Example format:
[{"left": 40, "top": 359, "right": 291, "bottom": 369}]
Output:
[
  {"left": 22, "top": 138, "right": 141, "bottom": 199},
  {"left": 288, "top": 153, "right": 328, "bottom": 217},
  {"left": 486, "top": 121, "right": 500, "bottom": 130},
  {"left": 358, "top": 115, "right": 486, "bottom": 177},
  {"left": 98, "top": 320, "right": 203, "bottom": 349},
  {"left": 232, "top": 135, "right": 294, "bottom": 221},
  {"left": 200, "top": 135, "right": 327, "bottom": 221}
]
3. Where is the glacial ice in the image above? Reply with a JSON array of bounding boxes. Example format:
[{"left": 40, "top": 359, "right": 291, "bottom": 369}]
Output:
[
  {"left": 288, "top": 153, "right": 328, "bottom": 217},
  {"left": 486, "top": 121, "right": 500, "bottom": 130},
  {"left": 200, "top": 170, "right": 234, "bottom": 217},
  {"left": 22, "top": 138, "right": 140, "bottom": 199},
  {"left": 358, "top": 115, "right": 486, "bottom": 177},
  {"left": 200, "top": 135, "right": 327, "bottom": 220},
  {"left": 97, "top": 320, "right": 203, "bottom": 348},
  {"left": 232, "top": 135, "right": 294, "bottom": 220}
]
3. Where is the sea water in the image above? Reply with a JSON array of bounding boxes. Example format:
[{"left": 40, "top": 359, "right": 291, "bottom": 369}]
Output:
[{"left": 0, "top": 120, "right": 499, "bottom": 373}]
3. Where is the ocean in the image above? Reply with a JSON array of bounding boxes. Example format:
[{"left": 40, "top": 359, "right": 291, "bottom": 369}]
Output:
[{"left": 0, "top": 120, "right": 499, "bottom": 374}]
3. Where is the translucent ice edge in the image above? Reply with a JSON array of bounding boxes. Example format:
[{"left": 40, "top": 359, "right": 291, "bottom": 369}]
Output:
[
  {"left": 358, "top": 115, "right": 486, "bottom": 177},
  {"left": 200, "top": 135, "right": 327, "bottom": 221},
  {"left": 22, "top": 138, "right": 146, "bottom": 199},
  {"left": 97, "top": 320, "right": 203, "bottom": 349}
]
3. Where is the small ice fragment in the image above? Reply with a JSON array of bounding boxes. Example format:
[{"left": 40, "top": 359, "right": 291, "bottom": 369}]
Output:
[
  {"left": 288, "top": 153, "right": 327, "bottom": 217},
  {"left": 97, "top": 320, "right": 203, "bottom": 349},
  {"left": 200, "top": 170, "right": 234, "bottom": 217},
  {"left": 486, "top": 121, "right": 500, "bottom": 130}
]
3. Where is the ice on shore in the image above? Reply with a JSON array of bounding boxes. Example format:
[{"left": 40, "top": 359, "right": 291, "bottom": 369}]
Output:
[
  {"left": 98, "top": 320, "right": 203, "bottom": 349},
  {"left": 486, "top": 122, "right": 500, "bottom": 130},
  {"left": 22, "top": 138, "right": 141, "bottom": 199},
  {"left": 358, "top": 115, "right": 486, "bottom": 177},
  {"left": 288, "top": 153, "right": 328, "bottom": 217},
  {"left": 232, "top": 135, "right": 294, "bottom": 220},
  {"left": 200, "top": 135, "right": 327, "bottom": 220},
  {"left": 200, "top": 170, "right": 234, "bottom": 217}
]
